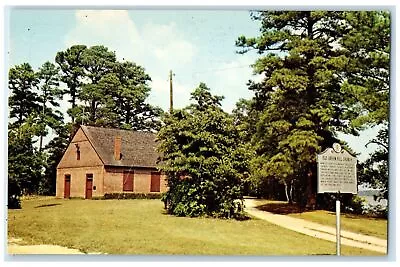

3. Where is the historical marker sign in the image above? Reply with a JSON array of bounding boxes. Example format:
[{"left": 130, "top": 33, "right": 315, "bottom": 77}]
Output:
[
  {"left": 317, "top": 144, "right": 357, "bottom": 194},
  {"left": 317, "top": 143, "right": 357, "bottom": 256}
]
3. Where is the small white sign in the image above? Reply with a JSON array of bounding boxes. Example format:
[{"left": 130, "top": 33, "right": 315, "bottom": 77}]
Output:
[{"left": 317, "top": 147, "right": 357, "bottom": 194}]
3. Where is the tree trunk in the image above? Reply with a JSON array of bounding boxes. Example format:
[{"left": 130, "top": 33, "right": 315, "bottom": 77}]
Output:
[
  {"left": 289, "top": 180, "right": 294, "bottom": 204},
  {"left": 284, "top": 181, "right": 293, "bottom": 204},
  {"left": 91, "top": 100, "right": 96, "bottom": 122},
  {"left": 125, "top": 107, "right": 130, "bottom": 125},
  {"left": 305, "top": 169, "right": 316, "bottom": 209},
  {"left": 39, "top": 93, "right": 46, "bottom": 152},
  {"left": 71, "top": 86, "right": 76, "bottom": 123},
  {"left": 283, "top": 181, "right": 289, "bottom": 203}
]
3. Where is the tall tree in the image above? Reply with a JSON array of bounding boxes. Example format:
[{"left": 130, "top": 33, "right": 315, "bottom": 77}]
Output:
[
  {"left": 236, "top": 11, "right": 353, "bottom": 208},
  {"left": 79, "top": 45, "right": 116, "bottom": 123},
  {"left": 8, "top": 114, "right": 45, "bottom": 205},
  {"left": 157, "top": 83, "right": 247, "bottom": 219},
  {"left": 340, "top": 11, "right": 390, "bottom": 202},
  {"left": 55, "top": 45, "right": 87, "bottom": 123},
  {"left": 112, "top": 61, "right": 162, "bottom": 131},
  {"left": 340, "top": 11, "right": 390, "bottom": 128},
  {"left": 37, "top": 61, "right": 63, "bottom": 151},
  {"left": 73, "top": 48, "right": 162, "bottom": 131},
  {"left": 8, "top": 63, "right": 40, "bottom": 127},
  {"left": 40, "top": 122, "right": 70, "bottom": 195},
  {"left": 236, "top": 11, "right": 390, "bottom": 207},
  {"left": 358, "top": 126, "right": 389, "bottom": 201}
]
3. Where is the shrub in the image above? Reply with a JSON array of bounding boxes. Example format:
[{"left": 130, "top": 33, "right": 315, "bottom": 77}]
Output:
[
  {"left": 345, "top": 195, "right": 367, "bottom": 215},
  {"left": 157, "top": 84, "right": 247, "bottom": 219},
  {"left": 8, "top": 180, "right": 21, "bottom": 209},
  {"left": 366, "top": 204, "right": 388, "bottom": 218},
  {"left": 103, "top": 192, "right": 162, "bottom": 200}
]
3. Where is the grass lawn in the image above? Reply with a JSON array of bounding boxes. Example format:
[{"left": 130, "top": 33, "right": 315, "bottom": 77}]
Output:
[
  {"left": 254, "top": 200, "right": 387, "bottom": 240},
  {"left": 288, "top": 210, "right": 387, "bottom": 239},
  {"left": 8, "top": 197, "right": 384, "bottom": 256}
]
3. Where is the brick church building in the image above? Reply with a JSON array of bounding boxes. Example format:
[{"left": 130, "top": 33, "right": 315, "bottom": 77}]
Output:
[{"left": 56, "top": 125, "right": 167, "bottom": 199}]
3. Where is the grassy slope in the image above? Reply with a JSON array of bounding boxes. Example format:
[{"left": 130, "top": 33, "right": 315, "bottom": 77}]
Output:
[
  {"left": 8, "top": 198, "right": 384, "bottom": 255},
  {"left": 252, "top": 199, "right": 387, "bottom": 240},
  {"left": 288, "top": 210, "right": 387, "bottom": 239}
]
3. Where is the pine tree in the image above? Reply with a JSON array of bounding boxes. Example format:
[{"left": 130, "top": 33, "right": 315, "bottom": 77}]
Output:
[
  {"left": 37, "top": 61, "right": 63, "bottom": 151},
  {"left": 55, "top": 45, "right": 87, "bottom": 123},
  {"left": 340, "top": 12, "right": 390, "bottom": 203},
  {"left": 8, "top": 115, "right": 45, "bottom": 206},
  {"left": 236, "top": 11, "right": 352, "bottom": 208},
  {"left": 8, "top": 63, "right": 40, "bottom": 127},
  {"left": 340, "top": 11, "right": 390, "bottom": 128}
]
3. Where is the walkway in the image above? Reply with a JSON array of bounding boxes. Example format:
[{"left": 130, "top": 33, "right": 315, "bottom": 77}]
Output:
[
  {"left": 244, "top": 199, "right": 387, "bottom": 254},
  {"left": 7, "top": 238, "right": 104, "bottom": 255}
]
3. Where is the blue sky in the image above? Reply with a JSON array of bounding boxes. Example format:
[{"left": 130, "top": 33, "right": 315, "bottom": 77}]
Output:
[
  {"left": 6, "top": 8, "right": 382, "bottom": 161},
  {"left": 8, "top": 9, "right": 261, "bottom": 112}
]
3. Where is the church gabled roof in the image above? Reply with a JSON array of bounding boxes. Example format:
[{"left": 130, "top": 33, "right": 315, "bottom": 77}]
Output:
[{"left": 81, "top": 125, "right": 159, "bottom": 168}]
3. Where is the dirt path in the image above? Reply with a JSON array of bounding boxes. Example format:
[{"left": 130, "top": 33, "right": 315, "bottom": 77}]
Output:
[
  {"left": 7, "top": 238, "right": 103, "bottom": 255},
  {"left": 244, "top": 199, "right": 387, "bottom": 254}
]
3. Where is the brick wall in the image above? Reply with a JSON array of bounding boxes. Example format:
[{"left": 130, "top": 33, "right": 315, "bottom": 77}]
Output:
[
  {"left": 57, "top": 128, "right": 103, "bottom": 169},
  {"left": 104, "top": 167, "right": 168, "bottom": 194},
  {"left": 56, "top": 166, "right": 104, "bottom": 198},
  {"left": 56, "top": 128, "right": 104, "bottom": 198},
  {"left": 103, "top": 167, "right": 124, "bottom": 193}
]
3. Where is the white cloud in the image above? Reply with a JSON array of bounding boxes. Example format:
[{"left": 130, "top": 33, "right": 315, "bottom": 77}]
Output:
[
  {"left": 148, "top": 76, "right": 192, "bottom": 111},
  {"left": 65, "top": 11, "right": 196, "bottom": 68},
  {"left": 143, "top": 22, "right": 196, "bottom": 65},
  {"left": 65, "top": 10, "right": 140, "bottom": 61},
  {"left": 63, "top": 10, "right": 197, "bottom": 112}
]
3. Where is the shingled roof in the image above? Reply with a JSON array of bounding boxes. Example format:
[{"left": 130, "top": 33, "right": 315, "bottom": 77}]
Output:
[{"left": 81, "top": 125, "right": 159, "bottom": 168}]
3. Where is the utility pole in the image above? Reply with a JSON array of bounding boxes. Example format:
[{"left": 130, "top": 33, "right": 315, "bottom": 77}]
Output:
[{"left": 169, "top": 70, "right": 174, "bottom": 113}]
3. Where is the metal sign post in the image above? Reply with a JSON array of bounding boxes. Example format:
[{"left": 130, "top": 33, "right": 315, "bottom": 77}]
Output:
[
  {"left": 317, "top": 143, "right": 357, "bottom": 256},
  {"left": 336, "top": 193, "right": 341, "bottom": 256}
]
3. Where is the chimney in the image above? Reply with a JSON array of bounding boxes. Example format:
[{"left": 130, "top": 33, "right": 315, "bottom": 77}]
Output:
[{"left": 114, "top": 136, "right": 121, "bottom": 160}]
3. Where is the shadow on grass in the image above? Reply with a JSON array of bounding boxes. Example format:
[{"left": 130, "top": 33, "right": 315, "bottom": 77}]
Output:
[
  {"left": 256, "top": 202, "right": 307, "bottom": 214},
  {"left": 34, "top": 203, "right": 61, "bottom": 208},
  {"left": 257, "top": 203, "right": 387, "bottom": 221},
  {"left": 161, "top": 209, "right": 251, "bottom": 220}
]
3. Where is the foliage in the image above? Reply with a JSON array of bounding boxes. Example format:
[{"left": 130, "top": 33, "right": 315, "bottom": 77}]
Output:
[
  {"left": 364, "top": 204, "right": 388, "bottom": 219},
  {"left": 8, "top": 179, "right": 21, "bottom": 209},
  {"left": 37, "top": 61, "right": 64, "bottom": 151},
  {"left": 236, "top": 11, "right": 350, "bottom": 208},
  {"left": 8, "top": 61, "right": 64, "bottom": 199},
  {"left": 8, "top": 44, "right": 163, "bottom": 202},
  {"left": 56, "top": 44, "right": 163, "bottom": 131},
  {"left": 358, "top": 126, "right": 389, "bottom": 201},
  {"left": 345, "top": 195, "right": 368, "bottom": 215},
  {"left": 55, "top": 45, "right": 87, "bottom": 123},
  {"left": 157, "top": 83, "right": 248, "bottom": 219},
  {"left": 340, "top": 11, "right": 390, "bottom": 128},
  {"left": 236, "top": 11, "right": 390, "bottom": 208},
  {"left": 8, "top": 116, "right": 45, "bottom": 205},
  {"left": 103, "top": 192, "right": 162, "bottom": 200},
  {"left": 340, "top": 11, "right": 390, "bottom": 202},
  {"left": 8, "top": 63, "right": 40, "bottom": 126},
  {"left": 39, "top": 123, "right": 70, "bottom": 195}
]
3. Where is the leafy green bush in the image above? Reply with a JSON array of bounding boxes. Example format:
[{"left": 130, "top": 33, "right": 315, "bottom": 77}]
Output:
[
  {"left": 157, "top": 83, "right": 247, "bottom": 219},
  {"left": 345, "top": 195, "right": 367, "bottom": 215},
  {"left": 365, "top": 204, "right": 388, "bottom": 218},
  {"left": 8, "top": 179, "right": 21, "bottom": 209},
  {"left": 103, "top": 192, "right": 162, "bottom": 200}
]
